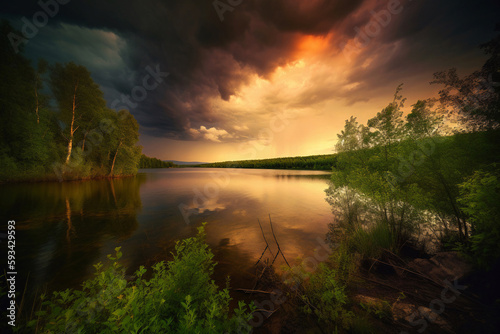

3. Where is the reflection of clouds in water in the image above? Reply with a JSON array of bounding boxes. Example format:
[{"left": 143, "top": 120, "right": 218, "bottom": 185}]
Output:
[
  {"left": 188, "top": 197, "right": 226, "bottom": 215},
  {"left": 232, "top": 209, "right": 247, "bottom": 216}
]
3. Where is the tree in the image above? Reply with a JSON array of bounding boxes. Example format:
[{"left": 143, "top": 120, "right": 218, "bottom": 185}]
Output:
[
  {"left": 336, "top": 116, "right": 361, "bottom": 153},
  {"left": 367, "top": 84, "right": 406, "bottom": 164},
  {"left": 0, "top": 20, "right": 58, "bottom": 177},
  {"left": 405, "top": 100, "right": 445, "bottom": 139},
  {"left": 432, "top": 34, "right": 500, "bottom": 131},
  {"left": 458, "top": 167, "right": 500, "bottom": 268},
  {"left": 34, "top": 59, "right": 48, "bottom": 124},
  {"left": 0, "top": 20, "right": 142, "bottom": 181},
  {"left": 49, "top": 62, "right": 106, "bottom": 165},
  {"left": 139, "top": 155, "right": 175, "bottom": 168},
  {"left": 109, "top": 110, "right": 142, "bottom": 176}
]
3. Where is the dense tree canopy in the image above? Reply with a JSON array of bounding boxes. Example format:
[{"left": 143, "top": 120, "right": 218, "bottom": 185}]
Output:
[
  {"left": 329, "top": 66, "right": 500, "bottom": 268},
  {"left": 139, "top": 155, "right": 176, "bottom": 168},
  {"left": 0, "top": 20, "right": 142, "bottom": 182},
  {"left": 201, "top": 154, "right": 338, "bottom": 170}
]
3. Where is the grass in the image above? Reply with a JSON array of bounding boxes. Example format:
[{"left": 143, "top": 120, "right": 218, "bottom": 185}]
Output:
[{"left": 350, "top": 222, "right": 395, "bottom": 260}]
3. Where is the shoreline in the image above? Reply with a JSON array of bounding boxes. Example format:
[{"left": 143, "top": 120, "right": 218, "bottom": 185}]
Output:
[{"left": 0, "top": 173, "right": 138, "bottom": 185}]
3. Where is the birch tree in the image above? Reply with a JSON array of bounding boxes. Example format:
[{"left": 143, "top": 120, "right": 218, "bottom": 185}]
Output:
[{"left": 49, "top": 62, "right": 105, "bottom": 165}]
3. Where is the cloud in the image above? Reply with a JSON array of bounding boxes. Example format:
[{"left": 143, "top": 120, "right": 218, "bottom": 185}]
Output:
[
  {"left": 2, "top": 0, "right": 498, "bottom": 148},
  {"left": 233, "top": 125, "right": 249, "bottom": 131},
  {"left": 189, "top": 126, "right": 233, "bottom": 142}
]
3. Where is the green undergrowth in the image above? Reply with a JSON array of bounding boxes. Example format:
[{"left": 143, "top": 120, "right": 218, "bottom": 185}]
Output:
[{"left": 25, "top": 224, "right": 255, "bottom": 333}]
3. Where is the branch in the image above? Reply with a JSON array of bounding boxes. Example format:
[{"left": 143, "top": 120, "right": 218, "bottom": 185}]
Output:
[
  {"left": 255, "top": 218, "right": 274, "bottom": 265},
  {"left": 235, "top": 289, "right": 277, "bottom": 295},
  {"left": 269, "top": 214, "right": 291, "bottom": 267}
]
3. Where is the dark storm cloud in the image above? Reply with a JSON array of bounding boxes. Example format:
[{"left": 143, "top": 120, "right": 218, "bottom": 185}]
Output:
[
  {"left": 277, "top": 0, "right": 500, "bottom": 109},
  {"left": 2, "top": 0, "right": 370, "bottom": 140},
  {"left": 2, "top": 0, "right": 499, "bottom": 140},
  {"left": 341, "top": 0, "right": 500, "bottom": 100}
]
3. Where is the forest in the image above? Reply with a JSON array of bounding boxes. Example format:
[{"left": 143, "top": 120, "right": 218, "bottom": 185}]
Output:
[
  {"left": 139, "top": 154, "right": 176, "bottom": 168},
  {"left": 323, "top": 34, "right": 500, "bottom": 271},
  {"left": 0, "top": 21, "right": 142, "bottom": 183},
  {"left": 198, "top": 154, "right": 338, "bottom": 170}
]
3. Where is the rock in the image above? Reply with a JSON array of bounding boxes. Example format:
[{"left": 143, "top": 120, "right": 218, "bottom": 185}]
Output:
[
  {"left": 407, "top": 251, "right": 472, "bottom": 283},
  {"left": 416, "top": 306, "right": 454, "bottom": 332},
  {"left": 354, "top": 295, "right": 392, "bottom": 319},
  {"left": 392, "top": 302, "right": 416, "bottom": 321},
  {"left": 355, "top": 295, "right": 382, "bottom": 305},
  {"left": 392, "top": 304, "right": 453, "bottom": 333}
]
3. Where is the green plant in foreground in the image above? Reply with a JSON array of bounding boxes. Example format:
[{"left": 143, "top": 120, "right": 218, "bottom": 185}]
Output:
[
  {"left": 27, "top": 224, "right": 255, "bottom": 333},
  {"left": 299, "top": 263, "right": 354, "bottom": 330},
  {"left": 359, "top": 299, "right": 392, "bottom": 320}
]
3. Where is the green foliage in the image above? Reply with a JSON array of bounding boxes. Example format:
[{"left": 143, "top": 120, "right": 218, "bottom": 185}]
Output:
[
  {"left": 139, "top": 154, "right": 176, "bottom": 168},
  {"left": 299, "top": 263, "right": 354, "bottom": 330},
  {"left": 359, "top": 299, "right": 392, "bottom": 320},
  {"left": 330, "top": 239, "right": 356, "bottom": 285},
  {"left": 108, "top": 110, "right": 142, "bottom": 176},
  {"left": 201, "top": 154, "right": 338, "bottom": 170},
  {"left": 327, "top": 73, "right": 500, "bottom": 260},
  {"left": 0, "top": 20, "right": 142, "bottom": 183},
  {"left": 336, "top": 116, "right": 365, "bottom": 153},
  {"left": 28, "top": 225, "right": 255, "bottom": 333},
  {"left": 366, "top": 84, "right": 406, "bottom": 156},
  {"left": 457, "top": 167, "right": 500, "bottom": 268},
  {"left": 431, "top": 34, "right": 500, "bottom": 131},
  {"left": 0, "top": 20, "right": 60, "bottom": 180},
  {"left": 350, "top": 223, "right": 395, "bottom": 260}
]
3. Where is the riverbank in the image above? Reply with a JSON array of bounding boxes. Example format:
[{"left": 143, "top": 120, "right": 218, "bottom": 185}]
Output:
[
  {"left": 244, "top": 242, "right": 500, "bottom": 334},
  {"left": 0, "top": 171, "right": 137, "bottom": 185}
]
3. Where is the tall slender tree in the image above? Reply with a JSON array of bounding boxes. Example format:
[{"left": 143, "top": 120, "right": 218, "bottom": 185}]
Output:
[
  {"left": 49, "top": 62, "right": 106, "bottom": 165},
  {"left": 109, "top": 110, "right": 141, "bottom": 176}
]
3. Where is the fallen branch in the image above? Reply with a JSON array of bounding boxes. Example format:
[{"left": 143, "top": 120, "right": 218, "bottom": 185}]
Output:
[
  {"left": 255, "top": 218, "right": 274, "bottom": 266},
  {"left": 269, "top": 214, "right": 290, "bottom": 267},
  {"left": 235, "top": 288, "right": 277, "bottom": 295}
]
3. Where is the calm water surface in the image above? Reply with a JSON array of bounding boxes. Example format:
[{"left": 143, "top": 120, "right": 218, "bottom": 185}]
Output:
[{"left": 1, "top": 168, "right": 333, "bottom": 297}]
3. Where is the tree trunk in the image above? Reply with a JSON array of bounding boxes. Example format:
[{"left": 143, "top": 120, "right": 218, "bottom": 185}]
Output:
[
  {"left": 35, "top": 85, "right": 40, "bottom": 124},
  {"left": 65, "top": 81, "right": 79, "bottom": 164},
  {"left": 65, "top": 138, "right": 73, "bottom": 164},
  {"left": 81, "top": 131, "right": 88, "bottom": 151},
  {"left": 109, "top": 140, "right": 122, "bottom": 176}
]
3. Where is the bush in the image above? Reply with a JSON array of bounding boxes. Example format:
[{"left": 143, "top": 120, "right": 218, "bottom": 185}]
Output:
[
  {"left": 350, "top": 222, "right": 395, "bottom": 260},
  {"left": 298, "top": 263, "right": 354, "bottom": 331},
  {"left": 458, "top": 168, "right": 500, "bottom": 268},
  {"left": 28, "top": 224, "right": 255, "bottom": 333}
]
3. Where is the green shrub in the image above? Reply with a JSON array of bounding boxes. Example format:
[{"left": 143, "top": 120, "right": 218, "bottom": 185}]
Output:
[
  {"left": 350, "top": 222, "right": 395, "bottom": 260},
  {"left": 359, "top": 299, "right": 392, "bottom": 320},
  {"left": 28, "top": 224, "right": 255, "bottom": 333},
  {"left": 457, "top": 168, "right": 500, "bottom": 269},
  {"left": 299, "top": 263, "right": 354, "bottom": 330}
]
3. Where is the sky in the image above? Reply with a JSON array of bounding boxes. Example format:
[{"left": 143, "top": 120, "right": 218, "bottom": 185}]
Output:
[{"left": 2, "top": 0, "right": 499, "bottom": 162}]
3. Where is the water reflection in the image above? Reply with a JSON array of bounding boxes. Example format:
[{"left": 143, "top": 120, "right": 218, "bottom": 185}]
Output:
[
  {"left": 1, "top": 168, "right": 333, "bottom": 300},
  {"left": 0, "top": 176, "right": 145, "bottom": 295}
]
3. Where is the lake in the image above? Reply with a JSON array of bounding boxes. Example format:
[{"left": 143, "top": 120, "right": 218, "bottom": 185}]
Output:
[{"left": 1, "top": 168, "right": 333, "bottom": 300}]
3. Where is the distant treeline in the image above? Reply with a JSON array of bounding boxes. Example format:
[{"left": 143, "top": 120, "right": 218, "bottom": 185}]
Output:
[
  {"left": 0, "top": 21, "right": 142, "bottom": 182},
  {"left": 139, "top": 154, "right": 176, "bottom": 168},
  {"left": 197, "top": 154, "right": 338, "bottom": 170}
]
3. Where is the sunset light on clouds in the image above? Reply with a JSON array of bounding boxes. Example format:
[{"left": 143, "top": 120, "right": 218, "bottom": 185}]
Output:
[{"left": 2, "top": 0, "right": 498, "bottom": 162}]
